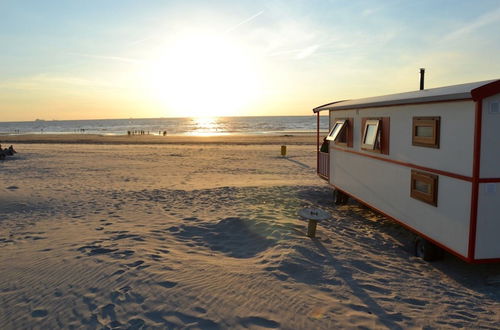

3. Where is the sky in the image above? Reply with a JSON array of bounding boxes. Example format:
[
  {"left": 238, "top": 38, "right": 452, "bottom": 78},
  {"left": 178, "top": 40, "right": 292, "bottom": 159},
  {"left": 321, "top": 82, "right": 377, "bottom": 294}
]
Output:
[{"left": 1, "top": 0, "right": 500, "bottom": 121}]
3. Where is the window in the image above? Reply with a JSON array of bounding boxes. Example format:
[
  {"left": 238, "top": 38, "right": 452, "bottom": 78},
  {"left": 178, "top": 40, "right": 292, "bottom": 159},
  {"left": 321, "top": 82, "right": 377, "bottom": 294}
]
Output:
[
  {"left": 412, "top": 117, "right": 440, "bottom": 148},
  {"left": 326, "top": 120, "right": 346, "bottom": 142},
  {"left": 361, "top": 117, "right": 390, "bottom": 154},
  {"left": 326, "top": 118, "right": 354, "bottom": 147},
  {"left": 410, "top": 170, "right": 438, "bottom": 206},
  {"left": 362, "top": 120, "right": 380, "bottom": 149}
]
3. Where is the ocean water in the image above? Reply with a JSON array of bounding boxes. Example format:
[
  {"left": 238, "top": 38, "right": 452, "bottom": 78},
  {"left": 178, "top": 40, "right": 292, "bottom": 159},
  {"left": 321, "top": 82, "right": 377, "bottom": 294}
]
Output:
[{"left": 0, "top": 116, "right": 328, "bottom": 136}]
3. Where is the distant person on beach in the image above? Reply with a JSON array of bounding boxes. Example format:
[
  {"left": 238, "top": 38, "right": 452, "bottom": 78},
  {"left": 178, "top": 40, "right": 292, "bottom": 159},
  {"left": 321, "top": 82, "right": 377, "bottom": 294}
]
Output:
[{"left": 163, "top": 131, "right": 167, "bottom": 136}]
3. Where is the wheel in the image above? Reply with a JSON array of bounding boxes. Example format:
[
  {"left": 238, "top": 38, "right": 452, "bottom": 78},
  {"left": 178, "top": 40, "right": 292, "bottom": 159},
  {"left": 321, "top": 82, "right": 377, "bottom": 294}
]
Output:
[
  {"left": 414, "top": 237, "right": 442, "bottom": 261},
  {"left": 334, "top": 190, "right": 349, "bottom": 205}
]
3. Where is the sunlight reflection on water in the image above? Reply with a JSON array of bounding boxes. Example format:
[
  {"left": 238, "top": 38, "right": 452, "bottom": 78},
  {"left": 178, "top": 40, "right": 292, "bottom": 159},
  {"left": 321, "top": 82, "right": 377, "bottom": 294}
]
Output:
[{"left": 188, "top": 117, "right": 228, "bottom": 136}]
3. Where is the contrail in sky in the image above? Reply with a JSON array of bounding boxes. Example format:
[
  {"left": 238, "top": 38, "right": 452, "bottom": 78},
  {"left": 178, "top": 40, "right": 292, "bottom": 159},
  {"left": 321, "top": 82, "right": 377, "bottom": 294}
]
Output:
[{"left": 225, "top": 10, "right": 264, "bottom": 34}]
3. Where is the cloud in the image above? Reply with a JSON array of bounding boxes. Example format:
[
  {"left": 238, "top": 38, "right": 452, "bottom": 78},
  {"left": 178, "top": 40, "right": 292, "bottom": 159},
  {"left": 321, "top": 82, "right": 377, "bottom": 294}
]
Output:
[
  {"left": 69, "top": 53, "right": 143, "bottom": 64},
  {"left": 128, "top": 35, "right": 160, "bottom": 47},
  {"left": 444, "top": 6, "right": 500, "bottom": 41},
  {"left": 0, "top": 74, "right": 118, "bottom": 91},
  {"left": 295, "top": 45, "right": 320, "bottom": 60},
  {"left": 267, "top": 44, "right": 319, "bottom": 60}
]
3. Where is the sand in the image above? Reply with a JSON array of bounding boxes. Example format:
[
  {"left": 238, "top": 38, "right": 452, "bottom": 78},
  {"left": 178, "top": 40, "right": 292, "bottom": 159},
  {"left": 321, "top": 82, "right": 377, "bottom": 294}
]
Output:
[
  {"left": 1, "top": 135, "right": 499, "bottom": 329},
  {"left": 0, "top": 133, "right": 319, "bottom": 146}
]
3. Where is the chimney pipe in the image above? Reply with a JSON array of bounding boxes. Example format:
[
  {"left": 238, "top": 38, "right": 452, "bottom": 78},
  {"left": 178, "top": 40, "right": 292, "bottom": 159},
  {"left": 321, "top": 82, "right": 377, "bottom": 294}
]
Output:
[{"left": 419, "top": 68, "right": 425, "bottom": 90}]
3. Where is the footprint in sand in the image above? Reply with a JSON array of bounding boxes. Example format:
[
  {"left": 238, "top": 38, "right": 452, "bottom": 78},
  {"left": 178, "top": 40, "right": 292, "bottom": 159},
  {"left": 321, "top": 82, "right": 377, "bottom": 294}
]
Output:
[
  {"left": 31, "top": 309, "right": 48, "bottom": 318},
  {"left": 110, "top": 286, "right": 145, "bottom": 304},
  {"left": 158, "top": 281, "right": 177, "bottom": 288},
  {"left": 101, "top": 303, "right": 117, "bottom": 321},
  {"left": 128, "top": 318, "right": 146, "bottom": 329},
  {"left": 192, "top": 307, "right": 206, "bottom": 314},
  {"left": 239, "top": 316, "right": 280, "bottom": 329},
  {"left": 149, "top": 254, "right": 162, "bottom": 261},
  {"left": 113, "top": 250, "right": 135, "bottom": 259},
  {"left": 111, "top": 269, "right": 126, "bottom": 276},
  {"left": 126, "top": 260, "right": 145, "bottom": 268}
]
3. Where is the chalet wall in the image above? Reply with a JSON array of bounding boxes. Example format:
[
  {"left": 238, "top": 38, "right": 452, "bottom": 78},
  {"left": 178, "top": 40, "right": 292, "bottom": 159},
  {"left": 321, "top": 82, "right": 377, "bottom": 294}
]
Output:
[
  {"left": 329, "top": 100, "right": 475, "bottom": 177},
  {"left": 327, "top": 100, "right": 477, "bottom": 257},
  {"left": 330, "top": 149, "right": 471, "bottom": 256},
  {"left": 480, "top": 94, "right": 500, "bottom": 178},
  {"left": 476, "top": 183, "right": 500, "bottom": 259}
]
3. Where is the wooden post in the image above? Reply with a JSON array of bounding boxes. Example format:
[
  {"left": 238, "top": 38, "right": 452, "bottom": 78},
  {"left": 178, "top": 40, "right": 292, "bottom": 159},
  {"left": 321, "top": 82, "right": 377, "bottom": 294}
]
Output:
[{"left": 307, "top": 219, "right": 318, "bottom": 238}]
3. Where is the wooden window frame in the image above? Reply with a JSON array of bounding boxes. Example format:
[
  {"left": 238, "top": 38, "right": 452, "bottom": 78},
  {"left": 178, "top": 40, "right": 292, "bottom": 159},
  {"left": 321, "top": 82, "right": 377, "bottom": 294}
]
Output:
[
  {"left": 327, "top": 118, "right": 353, "bottom": 147},
  {"left": 410, "top": 170, "right": 438, "bottom": 206},
  {"left": 326, "top": 119, "right": 346, "bottom": 142},
  {"left": 412, "top": 116, "right": 440, "bottom": 148},
  {"left": 361, "top": 119, "right": 381, "bottom": 151},
  {"left": 361, "top": 117, "right": 390, "bottom": 154}
]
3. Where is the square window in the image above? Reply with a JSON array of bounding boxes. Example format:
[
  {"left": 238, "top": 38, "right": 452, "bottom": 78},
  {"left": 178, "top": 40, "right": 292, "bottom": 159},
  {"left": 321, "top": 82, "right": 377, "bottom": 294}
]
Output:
[
  {"left": 410, "top": 170, "right": 438, "bottom": 206},
  {"left": 326, "top": 120, "right": 346, "bottom": 142},
  {"left": 412, "top": 117, "right": 440, "bottom": 148},
  {"left": 326, "top": 118, "right": 353, "bottom": 147},
  {"left": 361, "top": 119, "right": 380, "bottom": 150}
]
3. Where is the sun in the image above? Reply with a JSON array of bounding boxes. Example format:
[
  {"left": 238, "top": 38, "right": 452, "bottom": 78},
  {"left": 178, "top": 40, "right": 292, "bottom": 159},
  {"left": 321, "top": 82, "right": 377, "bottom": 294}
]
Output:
[{"left": 146, "top": 31, "right": 261, "bottom": 117}]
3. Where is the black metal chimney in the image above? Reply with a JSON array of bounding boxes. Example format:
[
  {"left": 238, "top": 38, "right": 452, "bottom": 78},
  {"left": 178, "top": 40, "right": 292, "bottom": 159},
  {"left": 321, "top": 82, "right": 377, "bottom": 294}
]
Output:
[{"left": 419, "top": 68, "right": 425, "bottom": 90}]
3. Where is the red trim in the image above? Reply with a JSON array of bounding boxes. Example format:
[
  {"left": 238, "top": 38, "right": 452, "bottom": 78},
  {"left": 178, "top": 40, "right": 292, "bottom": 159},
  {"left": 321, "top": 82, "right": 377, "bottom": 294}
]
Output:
[
  {"left": 330, "top": 184, "right": 471, "bottom": 262},
  {"left": 318, "top": 173, "right": 329, "bottom": 181},
  {"left": 468, "top": 100, "right": 483, "bottom": 260},
  {"left": 470, "top": 258, "right": 500, "bottom": 264},
  {"left": 471, "top": 80, "right": 500, "bottom": 101},
  {"left": 331, "top": 146, "right": 473, "bottom": 182},
  {"left": 479, "top": 178, "right": 500, "bottom": 183},
  {"left": 318, "top": 98, "right": 472, "bottom": 112},
  {"left": 316, "top": 112, "right": 320, "bottom": 174}
]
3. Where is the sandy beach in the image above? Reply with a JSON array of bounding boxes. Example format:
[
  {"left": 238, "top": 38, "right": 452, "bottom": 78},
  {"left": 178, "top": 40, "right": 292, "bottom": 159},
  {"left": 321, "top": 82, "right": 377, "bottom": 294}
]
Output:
[
  {"left": 1, "top": 135, "right": 499, "bottom": 329},
  {"left": 0, "top": 133, "right": 319, "bottom": 146}
]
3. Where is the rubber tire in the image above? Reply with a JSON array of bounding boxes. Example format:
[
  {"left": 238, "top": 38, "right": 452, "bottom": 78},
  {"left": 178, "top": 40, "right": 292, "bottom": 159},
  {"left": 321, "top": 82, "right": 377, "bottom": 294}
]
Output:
[
  {"left": 415, "top": 237, "right": 441, "bottom": 261},
  {"left": 334, "top": 190, "right": 349, "bottom": 205}
]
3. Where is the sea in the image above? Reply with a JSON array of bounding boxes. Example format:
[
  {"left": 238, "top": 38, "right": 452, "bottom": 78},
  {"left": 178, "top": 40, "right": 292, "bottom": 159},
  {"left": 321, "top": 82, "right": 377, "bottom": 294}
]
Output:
[{"left": 0, "top": 116, "right": 328, "bottom": 136}]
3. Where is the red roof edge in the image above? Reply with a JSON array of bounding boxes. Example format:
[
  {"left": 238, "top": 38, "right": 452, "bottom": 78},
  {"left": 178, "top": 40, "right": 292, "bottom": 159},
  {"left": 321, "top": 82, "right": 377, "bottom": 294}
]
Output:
[{"left": 471, "top": 79, "right": 500, "bottom": 101}]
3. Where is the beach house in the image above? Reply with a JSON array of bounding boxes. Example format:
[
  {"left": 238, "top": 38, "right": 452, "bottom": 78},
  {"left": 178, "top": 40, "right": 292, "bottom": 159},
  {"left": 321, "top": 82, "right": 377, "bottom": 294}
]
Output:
[{"left": 313, "top": 78, "right": 500, "bottom": 263}]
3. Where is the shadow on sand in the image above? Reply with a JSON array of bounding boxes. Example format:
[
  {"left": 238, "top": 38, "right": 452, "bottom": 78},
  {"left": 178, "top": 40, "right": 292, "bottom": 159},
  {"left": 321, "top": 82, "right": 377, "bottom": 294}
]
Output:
[
  {"left": 312, "top": 238, "right": 405, "bottom": 330},
  {"left": 296, "top": 186, "right": 500, "bottom": 301}
]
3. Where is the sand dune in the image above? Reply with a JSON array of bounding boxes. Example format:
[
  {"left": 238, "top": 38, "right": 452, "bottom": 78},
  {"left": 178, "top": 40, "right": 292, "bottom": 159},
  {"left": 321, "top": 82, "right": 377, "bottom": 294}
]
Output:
[{"left": 1, "top": 141, "right": 499, "bottom": 329}]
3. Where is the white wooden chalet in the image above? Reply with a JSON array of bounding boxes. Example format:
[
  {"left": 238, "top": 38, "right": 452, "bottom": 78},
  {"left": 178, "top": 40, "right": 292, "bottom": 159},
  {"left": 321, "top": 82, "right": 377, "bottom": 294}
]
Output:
[{"left": 313, "top": 79, "right": 500, "bottom": 263}]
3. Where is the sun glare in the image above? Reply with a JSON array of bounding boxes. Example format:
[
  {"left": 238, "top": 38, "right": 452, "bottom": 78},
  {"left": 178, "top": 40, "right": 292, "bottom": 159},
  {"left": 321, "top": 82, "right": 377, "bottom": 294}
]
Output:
[{"left": 146, "top": 31, "right": 261, "bottom": 117}]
